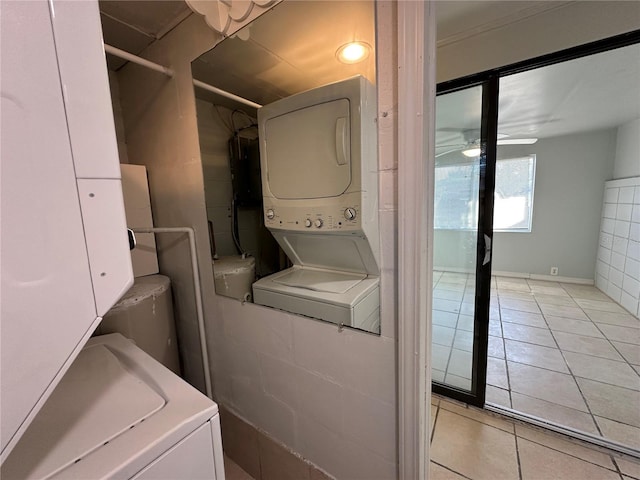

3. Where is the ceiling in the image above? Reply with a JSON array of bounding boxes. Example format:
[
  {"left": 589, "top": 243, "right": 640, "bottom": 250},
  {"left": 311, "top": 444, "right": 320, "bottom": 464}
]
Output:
[
  {"left": 436, "top": 43, "right": 640, "bottom": 153},
  {"left": 436, "top": 1, "right": 569, "bottom": 45},
  {"left": 99, "top": 0, "right": 191, "bottom": 70},
  {"left": 192, "top": 1, "right": 375, "bottom": 107},
  {"left": 99, "top": 1, "right": 639, "bottom": 146}
]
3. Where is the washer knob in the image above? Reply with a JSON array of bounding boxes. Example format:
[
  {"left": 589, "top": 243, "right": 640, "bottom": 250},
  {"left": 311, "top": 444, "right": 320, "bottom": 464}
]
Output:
[
  {"left": 304, "top": 218, "right": 312, "bottom": 228},
  {"left": 344, "top": 207, "right": 357, "bottom": 220},
  {"left": 266, "top": 209, "right": 275, "bottom": 220},
  {"left": 314, "top": 219, "right": 323, "bottom": 228}
]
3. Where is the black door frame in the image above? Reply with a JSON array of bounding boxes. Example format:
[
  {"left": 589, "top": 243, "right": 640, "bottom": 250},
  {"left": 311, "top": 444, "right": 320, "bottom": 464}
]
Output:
[{"left": 432, "top": 29, "right": 640, "bottom": 408}]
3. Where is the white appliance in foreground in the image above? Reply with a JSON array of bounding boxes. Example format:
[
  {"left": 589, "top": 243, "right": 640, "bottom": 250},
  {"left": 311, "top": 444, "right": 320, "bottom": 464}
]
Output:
[
  {"left": 1, "top": 334, "right": 225, "bottom": 480},
  {"left": 1, "top": 2, "right": 224, "bottom": 478},
  {"left": 252, "top": 76, "right": 380, "bottom": 331}
]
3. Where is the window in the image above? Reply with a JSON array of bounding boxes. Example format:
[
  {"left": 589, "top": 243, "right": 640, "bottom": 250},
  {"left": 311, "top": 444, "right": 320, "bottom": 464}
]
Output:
[{"left": 434, "top": 155, "right": 535, "bottom": 232}]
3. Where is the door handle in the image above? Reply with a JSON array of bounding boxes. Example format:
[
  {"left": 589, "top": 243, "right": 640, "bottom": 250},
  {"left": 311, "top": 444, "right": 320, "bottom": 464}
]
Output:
[
  {"left": 127, "top": 228, "right": 136, "bottom": 250},
  {"left": 335, "top": 117, "right": 348, "bottom": 165},
  {"left": 483, "top": 234, "right": 491, "bottom": 265}
]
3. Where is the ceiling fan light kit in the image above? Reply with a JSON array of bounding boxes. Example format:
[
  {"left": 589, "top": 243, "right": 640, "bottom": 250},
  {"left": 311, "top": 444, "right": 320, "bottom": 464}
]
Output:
[
  {"left": 462, "top": 147, "right": 481, "bottom": 157},
  {"left": 436, "top": 133, "right": 539, "bottom": 158}
]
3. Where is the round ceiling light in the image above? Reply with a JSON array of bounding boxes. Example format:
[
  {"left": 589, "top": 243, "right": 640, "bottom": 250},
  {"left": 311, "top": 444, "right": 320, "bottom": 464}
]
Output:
[{"left": 336, "top": 41, "right": 371, "bottom": 64}]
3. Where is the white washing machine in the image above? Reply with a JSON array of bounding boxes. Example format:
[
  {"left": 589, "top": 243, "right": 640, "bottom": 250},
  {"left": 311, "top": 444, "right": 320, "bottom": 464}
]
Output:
[
  {"left": 252, "top": 76, "right": 381, "bottom": 330},
  {"left": 1, "top": 334, "right": 225, "bottom": 480},
  {"left": 1, "top": 2, "right": 225, "bottom": 477}
]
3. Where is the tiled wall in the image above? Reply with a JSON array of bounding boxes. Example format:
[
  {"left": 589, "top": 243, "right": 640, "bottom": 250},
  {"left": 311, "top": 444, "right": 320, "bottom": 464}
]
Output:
[{"left": 596, "top": 177, "right": 640, "bottom": 318}]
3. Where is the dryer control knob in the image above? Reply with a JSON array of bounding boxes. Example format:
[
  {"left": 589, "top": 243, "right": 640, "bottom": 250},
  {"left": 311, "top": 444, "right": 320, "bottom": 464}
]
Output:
[
  {"left": 314, "top": 219, "right": 323, "bottom": 228},
  {"left": 304, "top": 219, "right": 312, "bottom": 228},
  {"left": 266, "top": 209, "right": 275, "bottom": 220},
  {"left": 344, "top": 208, "right": 357, "bottom": 220}
]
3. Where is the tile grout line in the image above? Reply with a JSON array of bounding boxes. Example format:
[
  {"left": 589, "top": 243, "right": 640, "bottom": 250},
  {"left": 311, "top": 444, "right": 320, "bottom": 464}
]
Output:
[
  {"left": 429, "top": 401, "right": 439, "bottom": 445},
  {"left": 531, "top": 282, "right": 606, "bottom": 439},
  {"left": 563, "top": 289, "right": 640, "bottom": 436},
  {"left": 497, "top": 278, "right": 640, "bottom": 446},
  {"left": 493, "top": 291, "right": 515, "bottom": 409},
  {"left": 430, "top": 460, "right": 474, "bottom": 480},
  {"left": 438, "top": 274, "right": 640, "bottom": 452},
  {"left": 514, "top": 432, "right": 524, "bottom": 480},
  {"left": 611, "top": 455, "right": 629, "bottom": 480},
  {"left": 514, "top": 428, "right": 625, "bottom": 474},
  {"left": 580, "top": 308, "right": 640, "bottom": 379}
]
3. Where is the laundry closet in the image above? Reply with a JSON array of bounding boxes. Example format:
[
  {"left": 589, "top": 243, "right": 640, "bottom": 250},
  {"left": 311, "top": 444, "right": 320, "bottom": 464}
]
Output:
[
  {"left": 100, "top": 3, "right": 398, "bottom": 480},
  {"left": 2, "top": 1, "right": 401, "bottom": 478}
]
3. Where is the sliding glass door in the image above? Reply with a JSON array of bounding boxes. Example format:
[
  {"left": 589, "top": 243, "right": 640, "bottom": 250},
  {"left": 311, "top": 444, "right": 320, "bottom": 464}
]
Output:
[{"left": 431, "top": 78, "right": 498, "bottom": 407}]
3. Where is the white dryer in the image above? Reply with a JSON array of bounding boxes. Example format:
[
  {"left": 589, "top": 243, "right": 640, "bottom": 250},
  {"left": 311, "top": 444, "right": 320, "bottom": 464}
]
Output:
[
  {"left": 252, "top": 76, "right": 381, "bottom": 331},
  {"left": 1, "top": 334, "right": 225, "bottom": 480}
]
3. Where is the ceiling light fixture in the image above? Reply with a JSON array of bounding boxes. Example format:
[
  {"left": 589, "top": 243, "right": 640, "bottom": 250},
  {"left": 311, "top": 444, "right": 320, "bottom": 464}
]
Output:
[
  {"left": 462, "top": 147, "right": 481, "bottom": 158},
  {"left": 336, "top": 41, "right": 370, "bottom": 64}
]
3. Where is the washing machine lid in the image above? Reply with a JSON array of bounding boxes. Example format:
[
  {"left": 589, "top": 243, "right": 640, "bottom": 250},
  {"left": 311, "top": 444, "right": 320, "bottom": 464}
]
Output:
[
  {"left": 1, "top": 343, "right": 165, "bottom": 479},
  {"left": 272, "top": 267, "right": 366, "bottom": 294},
  {"left": 273, "top": 231, "right": 379, "bottom": 276}
]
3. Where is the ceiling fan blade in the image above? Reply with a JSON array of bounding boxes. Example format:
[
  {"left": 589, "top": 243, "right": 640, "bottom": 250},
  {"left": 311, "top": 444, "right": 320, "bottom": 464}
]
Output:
[
  {"left": 435, "top": 148, "right": 462, "bottom": 158},
  {"left": 436, "top": 127, "right": 467, "bottom": 133},
  {"left": 497, "top": 138, "right": 538, "bottom": 145},
  {"left": 436, "top": 142, "right": 467, "bottom": 149}
]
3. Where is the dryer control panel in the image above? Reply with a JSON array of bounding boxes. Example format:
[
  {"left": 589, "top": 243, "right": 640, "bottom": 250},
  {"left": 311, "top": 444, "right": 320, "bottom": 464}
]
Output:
[{"left": 264, "top": 203, "right": 361, "bottom": 232}]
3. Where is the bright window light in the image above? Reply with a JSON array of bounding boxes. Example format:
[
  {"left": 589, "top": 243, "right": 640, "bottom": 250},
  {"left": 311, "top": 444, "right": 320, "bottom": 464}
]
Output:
[{"left": 434, "top": 155, "right": 536, "bottom": 232}]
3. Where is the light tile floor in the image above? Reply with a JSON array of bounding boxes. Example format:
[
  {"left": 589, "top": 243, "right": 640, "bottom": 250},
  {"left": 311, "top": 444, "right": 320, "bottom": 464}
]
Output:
[
  {"left": 227, "top": 401, "right": 640, "bottom": 480},
  {"left": 432, "top": 272, "right": 640, "bottom": 450},
  {"left": 431, "top": 396, "right": 640, "bottom": 480}
]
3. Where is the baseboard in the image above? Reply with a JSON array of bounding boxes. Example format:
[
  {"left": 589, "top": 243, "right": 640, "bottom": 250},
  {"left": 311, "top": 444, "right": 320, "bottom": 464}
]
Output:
[
  {"left": 493, "top": 270, "right": 594, "bottom": 285},
  {"left": 434, "top": 267, "right": 594, "bottom": 285},
  {"left": 433, "top": 266, "right": 474, "bottom": 274},
  {"left": 219, "top": 405, "right": 334, "bottom": 480}
]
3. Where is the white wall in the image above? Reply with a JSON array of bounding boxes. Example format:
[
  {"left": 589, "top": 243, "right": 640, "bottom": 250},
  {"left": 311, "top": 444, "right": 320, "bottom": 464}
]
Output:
[
  {"left": 493, "top": 130, "right": 617, "bottom": 279},
  {"left": 434, "top": 129, "right": 617, "bottom": 280},
  {"left": 614, "top": 118, "right": 640, "bottom": 180},
  {"left": 437, "top": 1, "right": 640, "bottom": 83}
]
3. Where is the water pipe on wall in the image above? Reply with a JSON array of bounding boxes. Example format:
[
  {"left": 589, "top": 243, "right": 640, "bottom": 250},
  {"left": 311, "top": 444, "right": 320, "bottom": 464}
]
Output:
[{"left": 131, "top": 227, "right": 213, "bottom": 399}]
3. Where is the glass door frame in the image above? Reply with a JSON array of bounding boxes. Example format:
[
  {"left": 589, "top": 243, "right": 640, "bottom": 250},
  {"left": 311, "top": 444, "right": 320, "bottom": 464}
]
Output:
[
  {"left": 432, "top": 28, "right": 640, "bottom": 409},
  {"left": 432, "top": 76, "right": 499, "bottom": 408}
]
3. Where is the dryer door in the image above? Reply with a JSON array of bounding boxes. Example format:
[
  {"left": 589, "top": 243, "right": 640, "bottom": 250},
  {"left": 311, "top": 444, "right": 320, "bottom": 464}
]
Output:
[{"left": 264, "top": 99, "right": 352, "bottom": 199}]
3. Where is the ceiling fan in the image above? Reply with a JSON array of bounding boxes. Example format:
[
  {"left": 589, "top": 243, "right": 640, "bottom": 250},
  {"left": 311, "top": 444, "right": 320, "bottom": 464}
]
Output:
[{"left": 436, "top": 129, "right": 538, "bottom": 158}]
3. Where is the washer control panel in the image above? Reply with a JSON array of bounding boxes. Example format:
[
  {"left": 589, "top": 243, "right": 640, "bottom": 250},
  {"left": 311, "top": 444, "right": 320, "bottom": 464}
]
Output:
[{"left": 264, "top": 204, "right": 362, "bottom": 231}]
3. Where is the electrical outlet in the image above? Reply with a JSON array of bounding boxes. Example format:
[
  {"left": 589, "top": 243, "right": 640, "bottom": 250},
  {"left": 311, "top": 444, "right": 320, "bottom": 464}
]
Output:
[{"left": 550, "top": 267, "right": 559, "bottom": 276}]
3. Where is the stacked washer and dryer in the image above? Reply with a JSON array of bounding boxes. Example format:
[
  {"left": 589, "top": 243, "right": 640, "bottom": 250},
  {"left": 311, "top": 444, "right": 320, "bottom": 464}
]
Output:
[
  {"left": 0, "top": 2, "right": 224, "bottom": 478},
  {"left": 252, "top": 76, "right": 381, "bottom": 332}
]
